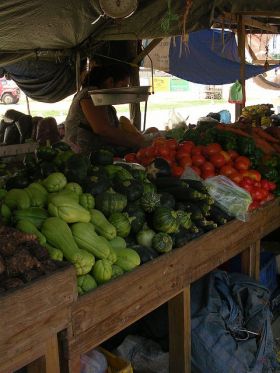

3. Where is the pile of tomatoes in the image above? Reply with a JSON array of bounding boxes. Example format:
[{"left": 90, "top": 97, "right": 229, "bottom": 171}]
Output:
[{"left": 124, "top": 137, "right": 276, "bottom": 210}]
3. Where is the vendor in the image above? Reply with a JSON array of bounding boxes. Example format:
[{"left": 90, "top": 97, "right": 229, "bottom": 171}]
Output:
[{"left": 64, "top": 63, "right": 152, "bottom": 154}]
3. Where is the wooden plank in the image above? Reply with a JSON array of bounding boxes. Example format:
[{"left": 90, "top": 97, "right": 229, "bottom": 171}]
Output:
[
  {"left": 241, "top": 240, "right": 260, "bottom": 280},
  {"left": 0, "top": 143, "right": 38, "bottom": 157},
  {"left": 132, "top": 38, "right": 163, "bottom": 65},
  {"left": 0, "top": 265, "right": 77, "bottom": 370},
  {"left": 27, "top": 357, "right": 46, "bottom": 373},
  {"left": 67, "top": 199, "right": 280, "bottom": 360},
  {"left": 168, "top": 287, "right": 191, "bottom": 373},
  {"left": 45, "top": 335, "right": 61, "bottom": 373}
]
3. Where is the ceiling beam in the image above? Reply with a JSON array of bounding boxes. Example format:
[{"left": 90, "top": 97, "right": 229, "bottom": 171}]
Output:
[{"left": 214, "top": 12, "right": 278, "bottom": 33}]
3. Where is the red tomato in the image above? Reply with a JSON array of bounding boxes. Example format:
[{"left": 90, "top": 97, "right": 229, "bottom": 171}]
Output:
[
  {"left": 152, "top": 137, "right": 166, "bottom": 147},
  {"left": 241, "top": 169, "right": 261, "bottom": 182},
  {"left": 178, "top": 141, "right": 194, "bottom": 153},
  {"left": 250, "top": 187, "right": 266, "bottom": 201},
  {"left": 249, "top": 201, "right": 260, "bottom": 211},
  {"left": 166, "top": 139, "right": 178, "bottom": 151},
  {"left": 124, "top": 153, "right": 137, "bottom": 163},
  {"left": 201, "top": 161, "right": 215, "bottom": 173},
  {"left": 191, "top": 166, "right": 202, "bottom": 177},
  {"left": 261, "top": 179, "right": 276, "bottom": 191},
  {"left": 227, "top": 149, "right": 239, "bottom": 160},
  {"left": 140, "top": 157, "right": 154, "bottom": 167},
  {"left": 239, "top": 179, "right": 253, "bottom": 193},
  {"left": 155, "top": 145, "right": 170, "bottom": 158},
  {"left": 171, "top": 164, "right": 184, "bottom": 177},
  {"left": 220, "top": 150, "right": 231, "bottom": 163},
  {"left": 210, "top": 153, "right": 226, "bottom": 168},
  {"left": 205, "top": 143, "right": 222, "bottom": 157},
  {"left": 191, "top": 147, "right": 202, "bottom": 156},
  {"left": 136, "top": 148, "right": 148, "bottom": 160},
  {"left": 202, "top": 170, "right": 216, "bottom": 179},
  {"left": 230, "top": 172, "right": 243, "bottom": 185},
  {"left": 220, "top": 165, "right": 236, "bottom": 177},
  {"left": 234, "top": 156, "right": 251, "bottom": 171},
  {"left": 179, "top": 155, "right": 192, "bottom": 168},
  {"left": 143, "top": 146, "right": 156, "bottom": 159},
  {"left": 192, "top": 154, "right": 206, "bottom": 167},
  {"left": 176, "top": 148, "right": 191, "bottom": 160}
]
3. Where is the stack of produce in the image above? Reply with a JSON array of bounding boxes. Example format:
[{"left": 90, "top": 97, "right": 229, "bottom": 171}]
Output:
[
  {"left": 0, "top": 225, "right": 64, "bottom": 292},
  {"left": 124, "top": 137, "right": 277, "bottom": 210},
  {"left": 241, "top": 104, "right": 274, "bottom": 127},
  {"left": 0, "top": 143, "right": 230, "bottom": 294}
]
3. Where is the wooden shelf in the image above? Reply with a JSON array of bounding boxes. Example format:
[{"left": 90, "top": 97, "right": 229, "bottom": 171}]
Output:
[{"left": 64, "top": 198, "right": 280, "bottom": 373}]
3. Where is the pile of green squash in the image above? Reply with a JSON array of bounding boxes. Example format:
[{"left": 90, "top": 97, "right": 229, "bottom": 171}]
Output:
[{"left": 0, "top": 145, "right": 230, "bottom": 295}]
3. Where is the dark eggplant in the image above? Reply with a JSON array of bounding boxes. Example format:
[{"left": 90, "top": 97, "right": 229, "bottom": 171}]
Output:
[
  {"left": 146, "top": 157, "right": 171, "bottom": 179},
  {"left": 130, "top": 244, "right": 158, "bottom": 263}
]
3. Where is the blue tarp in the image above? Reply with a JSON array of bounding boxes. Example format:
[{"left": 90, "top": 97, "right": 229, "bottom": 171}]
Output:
[{"left": 168, "top": 29, "right": 279, "bottom": 85}]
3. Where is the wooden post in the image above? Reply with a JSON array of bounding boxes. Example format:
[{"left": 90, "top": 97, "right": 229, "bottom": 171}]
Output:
[
  {"left": 241, "top": 241, "right": 261, "bottom": 280},
  {"left": 168, "top": 286, "right": 191, "bottom": 373},
  {"left": 127, "top": 40, "right": 142, "bottom": 130},
  {"left": 236, "top": 14, "right": 246, "bottom": 118}
]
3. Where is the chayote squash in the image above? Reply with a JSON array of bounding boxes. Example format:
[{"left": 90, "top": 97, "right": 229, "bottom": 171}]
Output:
[
  {"left": 111, "top": 264, "right": 124, "bottom": 279},
  {"left": 64, "top": 182, "right": 83, "bottom": 196},
  {"left": 16, "top": 220, "right": 46, "bottom": 246},
  {"left": 90, "top": 209, "right": 117, "bottom": 240},
  {"left": 77, "top": 274, "right": 97, "bottom": 295},
  {"left": 13, "top": 207, "right": 49, "bottom": 228},
  {"left": 109, "top": 236, "right": 127, "bottom": 251},
  {"left": 25, "top": 186, "right": 48, "bottom": 208},
  {"left": 79, "top": 193, "right": 95, "bottom": 210},
  {"left": 114, "top": 247, "right": 141, "bottom": 272},
  {"left": 41, "top": 217, "right": 95, "bottom": 275},
  {"left": 71, "top": 222, "right": 110, "bottom": 259},
  {"left": 92, "top": 259, "right": 112, "bottom": 284},
  {"left": 43, "top": 172, "right": 67, "bottom": 192},
  {"left": 45, "top": 242, "right": 63, "bottom": 261},
  {"left": 48, "top": 195, "right": 90, "bottom": 223},
  {"left": 4, "top": 188, "right": 30, "bottom": 210},
  {"left": 48, "top": 189, "right": 79, "bottom": 203}
]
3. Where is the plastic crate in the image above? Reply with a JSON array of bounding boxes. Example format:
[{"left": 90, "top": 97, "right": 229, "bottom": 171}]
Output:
[{"left": 226, "top": 252, "right": 278, "bottom": 292}]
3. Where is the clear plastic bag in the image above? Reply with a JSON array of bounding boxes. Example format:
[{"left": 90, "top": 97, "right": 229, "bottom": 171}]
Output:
[
  {"left": 204, "top": 175, "right": 252, "bottom": 222},
  {"left": 167, "top": 109, "right": 187, "bottom": 129},
  {"left": 80, "top": 348, "right": 108, "bottom": 373}
]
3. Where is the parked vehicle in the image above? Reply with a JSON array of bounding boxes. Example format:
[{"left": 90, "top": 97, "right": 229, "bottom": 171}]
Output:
[{"left": 0, "top": 77, "right": 20, "bottom": 104}]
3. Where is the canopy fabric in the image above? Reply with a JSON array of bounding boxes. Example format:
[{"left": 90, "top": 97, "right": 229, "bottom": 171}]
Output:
[
  {"left": 1, "top": 0, "right": 280, "bottom": 101},
  {"left": 144, "top": 30, "right": 279, "bottom": 85}
]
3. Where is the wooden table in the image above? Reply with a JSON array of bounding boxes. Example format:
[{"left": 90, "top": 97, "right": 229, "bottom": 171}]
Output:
[
  {"left": 0, "top": 265, "right": 77, "bottom": 373},
  {"left": 64, "top": 198, "right": 280, "bottom": 373}
]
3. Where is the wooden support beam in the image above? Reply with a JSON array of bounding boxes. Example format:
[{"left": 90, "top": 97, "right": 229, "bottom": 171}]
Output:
[
  {"left": 168, "top": 287, "right": 191, "bottom": 373},
  {"left": 241, "top": 241, "right": 261, "bottom": 280},
  {"left": 132, "top": 38, "right": 163, "bottom": 65},
  {"left": 237, "top": 15, "right": 246, "bottom": 112}
]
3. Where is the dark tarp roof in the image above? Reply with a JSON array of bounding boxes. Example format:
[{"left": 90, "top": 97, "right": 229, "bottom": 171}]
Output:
[{"left": 1, "top": 0, "right": 280, "bottom": 102}]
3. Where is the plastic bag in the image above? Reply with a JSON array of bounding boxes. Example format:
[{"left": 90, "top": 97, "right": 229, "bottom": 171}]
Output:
[
  {"left": 166, "top": 109, "right": 187, "bottom": 129},
  {"left": 228, "top": 80, "right": 244, "bottom": 104},
  {"left": 80, "top": 348, "right": 108, "bottom": 373},
  {"left": 204, "top": 175, "right": 252, "bottom": 221}
]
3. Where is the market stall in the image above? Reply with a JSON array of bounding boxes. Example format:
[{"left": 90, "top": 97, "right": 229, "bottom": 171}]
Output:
[{"left": 1, "top": 2, "right": 280, "bottom": 373}]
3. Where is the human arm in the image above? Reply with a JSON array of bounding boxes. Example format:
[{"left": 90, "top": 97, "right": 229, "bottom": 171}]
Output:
[{"left": 80, "top": 98, "right": 146, "bottom": 148}]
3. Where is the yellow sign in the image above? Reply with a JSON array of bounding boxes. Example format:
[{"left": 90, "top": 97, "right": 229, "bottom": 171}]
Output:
[{"left": 151, "top": 77, "right": 169, "bottom": 92}]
